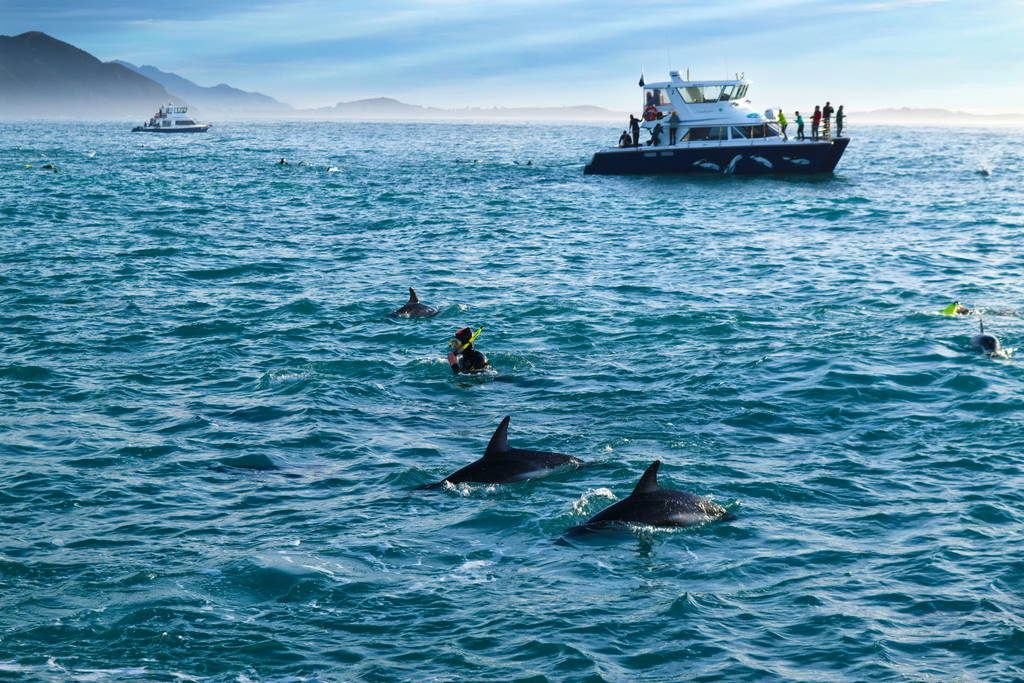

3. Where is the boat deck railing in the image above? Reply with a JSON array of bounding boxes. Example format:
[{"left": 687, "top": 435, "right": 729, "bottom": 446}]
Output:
[{"left": 632, "top": 117, "right": 844, "bottom": 152}]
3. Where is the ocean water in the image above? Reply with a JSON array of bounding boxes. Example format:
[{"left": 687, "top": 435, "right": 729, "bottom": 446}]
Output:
[{"left": 2, "top": 120, "right": 1023, "bottom": 682}]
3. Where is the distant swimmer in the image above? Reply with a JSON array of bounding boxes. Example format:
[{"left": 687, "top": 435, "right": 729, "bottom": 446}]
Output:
[
  {"left": 567, "top": 460, "right": 734, "bottom": 535},
  {"left": 448, "top": 327, "right": 490, "bottom": 374},
  {"left": 415, "top": 416, "right": 583, "bottom": 489},
  {"left": 277, "top": 158, "right": 289, "bottom": 165},
  {"left": 970, "top": 318, "right": 1005, "bottom": 358},
  {"left": 941, "top": 302, "right": 972, "bottom": 316},
  {"left": 389, "top": 287, "right": 439, "bottom": 318}
]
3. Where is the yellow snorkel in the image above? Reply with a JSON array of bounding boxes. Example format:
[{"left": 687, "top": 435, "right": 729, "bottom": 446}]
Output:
[{"left": 450, "top": 327, "right": 484, "bottom": 351}]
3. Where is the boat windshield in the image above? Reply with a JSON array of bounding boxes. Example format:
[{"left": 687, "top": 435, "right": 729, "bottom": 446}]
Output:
[{"left": 678, "top": 85, "right": 747, "bottom": 103}]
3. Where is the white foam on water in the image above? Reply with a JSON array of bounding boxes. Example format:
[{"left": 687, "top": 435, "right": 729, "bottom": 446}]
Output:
[{"left": 572, "top": 487, "right": 617, "bottom": 515}]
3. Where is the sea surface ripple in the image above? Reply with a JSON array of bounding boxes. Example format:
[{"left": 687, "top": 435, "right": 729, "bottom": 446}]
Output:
[{"left": 2, "top": 121, "right": 1023, "bottom": 681}]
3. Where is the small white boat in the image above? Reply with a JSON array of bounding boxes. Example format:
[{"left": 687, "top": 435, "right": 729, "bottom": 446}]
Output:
[{"left": 132, "top": 104, "right": 211, "bottom": 133}]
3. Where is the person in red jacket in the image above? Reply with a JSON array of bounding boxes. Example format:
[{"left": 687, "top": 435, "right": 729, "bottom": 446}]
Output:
[{"left": 811, "top": 105, "right": 822, "bottom": 140}]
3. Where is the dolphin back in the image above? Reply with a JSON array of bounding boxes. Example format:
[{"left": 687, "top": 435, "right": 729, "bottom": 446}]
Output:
[
  {"left": 575, "top": 460, "right": 733, "bottom": 531},
  {"left": 415, "top": 416, "right": 582, "bottom": 489},
  {"left": 390, "top": 287, "right": 439, "bottom": 318}
]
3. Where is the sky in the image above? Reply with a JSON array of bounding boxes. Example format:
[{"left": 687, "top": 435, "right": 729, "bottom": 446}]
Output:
[{"left": 5, "top": 0, "right": 1024, "bottom": 112}]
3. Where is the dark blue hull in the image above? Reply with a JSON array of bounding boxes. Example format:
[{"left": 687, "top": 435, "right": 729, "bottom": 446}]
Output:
[
  {"left": 584, "top": 138, "right": 849, "bottom": 175},
  {"left": 131, "top": 125, "right": 211, "bottom": 133}
]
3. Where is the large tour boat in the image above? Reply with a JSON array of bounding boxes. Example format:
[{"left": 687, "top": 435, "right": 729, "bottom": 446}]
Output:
[
  {"left": 584, "top": 72, "right": 848, "bottom": 175},
  {"left": 131, "top": 104, "right": 211, "bottom": 133}
]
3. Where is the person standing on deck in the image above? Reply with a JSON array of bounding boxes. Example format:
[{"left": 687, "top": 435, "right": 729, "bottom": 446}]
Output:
[
  {"left": 811, "top": 105, "right": 822, "bottom": 140},
  {"left": 795, "top": 111, "right": 805, "bottom": 140},
  {"left": 668, "top": 111, "right": 681, "bottom": 146},
  {"left": 629, "top": 114, "right": 641, "bottom": 148},
  {"left": 822, "top": 102, "right": 834, "bottom": 137},
  {"left": 836, "top": 105, "right": 845, "bottom": 136},
  {"left": 777, "top": 109, "right": 788, "bottom": 140}
]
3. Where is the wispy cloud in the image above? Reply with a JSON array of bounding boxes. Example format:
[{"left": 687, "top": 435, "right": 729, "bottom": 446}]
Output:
[{"left": 836, "top": 0, "right": 945, "bottom": 12}]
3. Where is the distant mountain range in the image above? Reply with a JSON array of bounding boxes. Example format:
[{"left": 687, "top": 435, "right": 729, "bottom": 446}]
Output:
[
  {"left": 113, "top": 60, "right": 292, "bottom": 115},
  {"left": 0, "top": 31, "right": 172, "bottom": 116},
  {"left": 852, "top": 107, "right": 1024, "bottom": 123},
  {"left": 305, "top": 97, "right": 625, "bottom": 120},
  {"left": 3, "top": 32, "right": 1023, "bottom": 124}
]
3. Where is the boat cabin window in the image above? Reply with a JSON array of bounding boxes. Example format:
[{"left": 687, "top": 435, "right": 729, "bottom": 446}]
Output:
[
  {"left": 176, "top": 120, "right": 195, "bottom": 125},
  {"left": 644, "top": 88, "right": 671, "bottom": 106},
  {"left": 162, "top": 120, "right": 171, "bottom": 127},
  {"left": 684, "top": 126, "right": 729, "bottom": 141},
  {"left": 730, "top": 124, "right": 781, "bottom": 139},
  {"left": 678, "top": 85, "right": 747, "bottom": 103}
]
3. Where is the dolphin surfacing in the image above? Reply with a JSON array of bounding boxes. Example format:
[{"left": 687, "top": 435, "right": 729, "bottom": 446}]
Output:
[
  {"left": 971, "top": 318, "right": 1003, "bottom": 357},
  {"left": 569, "top": 460, "right": 733, "bottom": 534},
  {"left": 416, "top": 416, "right": 582, "bottom": 489},
  {"left": 390, "top": 288, "right": 439, "bottom": 318}
]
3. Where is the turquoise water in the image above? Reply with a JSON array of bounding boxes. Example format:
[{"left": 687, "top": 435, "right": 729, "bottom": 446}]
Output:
[{"left": 2, "top": 121, "right": 1023, "bottom": 681}]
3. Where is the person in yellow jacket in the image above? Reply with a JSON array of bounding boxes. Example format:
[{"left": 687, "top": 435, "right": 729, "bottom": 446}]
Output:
[{"left": 777, "top": 109, "right": 788, "bottom": 141}]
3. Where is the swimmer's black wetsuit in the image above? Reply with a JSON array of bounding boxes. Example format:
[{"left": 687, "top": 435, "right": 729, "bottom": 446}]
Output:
[{"left": 451, "top": 346, "right": 489, "bottom": 374}]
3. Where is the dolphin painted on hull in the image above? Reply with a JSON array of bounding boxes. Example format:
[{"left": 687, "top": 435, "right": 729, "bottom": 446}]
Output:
[
  {"left": 416, "top": 416, "right": 582, "bottom": 489},
  {"left": 569, "top": 460, "right": 733, "bottom": 534},
  {"left": 390, "top": 288, "right": 439, "bottom": 318}
]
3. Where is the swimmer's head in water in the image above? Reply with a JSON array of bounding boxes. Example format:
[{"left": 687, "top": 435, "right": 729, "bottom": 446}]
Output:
[
  {"left": 941, "top": 302, "right": 970, "bottom": 316},
  {"left": 451, "top": 327, "right": 482, "bottom": 352}
]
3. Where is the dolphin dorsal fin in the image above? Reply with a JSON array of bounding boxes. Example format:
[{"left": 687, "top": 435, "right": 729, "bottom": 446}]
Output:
[
  {"left": 631, "top": 461, "right": 661, "bottom": 496},
  {"left": 484, "top": 416, "right": 512, "bottom": 459},
  {"left": 407, "top": 287, "right": 419, "bottom": 305}
]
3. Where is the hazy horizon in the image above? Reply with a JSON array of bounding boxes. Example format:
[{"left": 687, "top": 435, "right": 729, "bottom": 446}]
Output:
[{"left": 5, "top": 0, "right": 1024, "bottom": 114}]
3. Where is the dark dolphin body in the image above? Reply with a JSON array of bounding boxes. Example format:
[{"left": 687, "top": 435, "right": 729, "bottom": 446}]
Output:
[
  {"left": 970, "top": 319, "right": 1003, "bottom": 357},
  {"left": 390, "top": 288, "right": 439, "bottom": 318},
  {"left": 416, "top": 416, "right": 582, "bottom": 489},
  {"left": 569, "top": 460, "right": 733, "bottom": 534}
]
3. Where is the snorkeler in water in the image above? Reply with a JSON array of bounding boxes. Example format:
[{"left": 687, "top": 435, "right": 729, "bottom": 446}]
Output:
[
  {"left": 940, "top": 302, "right": 972, "bottom": 316},
  {"left": 447, "top": 327, "right": 490, "bottom": 374}
]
